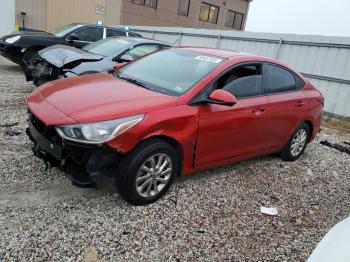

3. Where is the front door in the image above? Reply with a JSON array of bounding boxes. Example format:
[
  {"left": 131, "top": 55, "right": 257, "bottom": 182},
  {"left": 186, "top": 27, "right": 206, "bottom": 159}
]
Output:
[
  {"left": 68, "top": 26, "right": 104, "bottom": 48},
  {"left": 195, "top": 63, "right": 268, "bottom": 167}
]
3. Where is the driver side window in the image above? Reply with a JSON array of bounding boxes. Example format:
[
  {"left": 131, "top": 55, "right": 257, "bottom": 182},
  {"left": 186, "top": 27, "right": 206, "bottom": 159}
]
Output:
[
  {"left": 213, "top": 64, "right": 263, "bottom": 99},
  {"left": 73, "top": 27, "right": 104, "bottom": 42},
  {"left": 123, "top": 44, "right": 160, "bottom": 60}
]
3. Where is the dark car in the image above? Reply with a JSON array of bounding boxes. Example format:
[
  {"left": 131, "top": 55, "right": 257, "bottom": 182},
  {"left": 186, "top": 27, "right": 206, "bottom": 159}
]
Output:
[
  {"left": 0, "top": 23, "right": 142, "bottom": 65},
  {"left": 25, "top": 37, "right": 170, "bottom": 86}
]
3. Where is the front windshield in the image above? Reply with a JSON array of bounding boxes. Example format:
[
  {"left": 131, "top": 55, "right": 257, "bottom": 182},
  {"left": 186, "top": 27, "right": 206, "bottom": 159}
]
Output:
[
  {"left": 118, "top": 49, "right": 224, "bottom": 96},
  {"left": 51, "top": 23, "right": 83, "bottom": 37},
  {"left": 83, "top": 38, "right": 131, "bottom": 57}
]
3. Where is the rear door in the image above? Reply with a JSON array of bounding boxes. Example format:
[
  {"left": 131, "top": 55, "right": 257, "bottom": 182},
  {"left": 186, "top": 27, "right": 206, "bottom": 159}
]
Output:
[
  {"left": 195, "top": 62, "right": 268, "bottom": 167},
  {"left": 264, "top": 63, "right": 306, "bottom": 149}
]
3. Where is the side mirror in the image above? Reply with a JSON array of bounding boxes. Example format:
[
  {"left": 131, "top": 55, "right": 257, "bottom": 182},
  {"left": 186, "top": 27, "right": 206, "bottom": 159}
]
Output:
[
  {"left": 67, "top": 34, "right": 79, "bottom": 42},
  {"left": 207, "top": 89, "right": 237, "bottom": 106},
  {"left": 115, "top": 54, "right": 133, "bottom": 63}
]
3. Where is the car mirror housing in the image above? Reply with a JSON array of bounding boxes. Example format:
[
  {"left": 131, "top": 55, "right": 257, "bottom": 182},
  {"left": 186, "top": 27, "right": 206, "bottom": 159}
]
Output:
[
  {"left": 207, "top": 89, "right": 237, "bottom": 106},
  {"left": 67, "top": 34, "right": 79, "bottom": 42}
]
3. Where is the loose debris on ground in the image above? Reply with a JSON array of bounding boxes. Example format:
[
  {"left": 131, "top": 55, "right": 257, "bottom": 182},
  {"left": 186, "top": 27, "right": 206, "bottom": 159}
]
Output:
[
  {"left": 261, "top": 206, "right": 278, "bottom": 216},
  {"left": 320, "top": 140, "right": 350, "bottom": 155},
  {"left": 0, "top": 122, "right": 18, "bottom": 128},
  {"left": 4, "top": 128, "right": 21, "bottom": 137},
  {"left": 0, "top": 56, "right": 350, "bottom": 261}
]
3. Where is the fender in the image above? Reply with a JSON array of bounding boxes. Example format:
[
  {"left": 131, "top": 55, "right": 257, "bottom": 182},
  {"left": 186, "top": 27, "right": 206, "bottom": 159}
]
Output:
[{"left": 107, "top": 105, "right": 199, "bottom": 175}]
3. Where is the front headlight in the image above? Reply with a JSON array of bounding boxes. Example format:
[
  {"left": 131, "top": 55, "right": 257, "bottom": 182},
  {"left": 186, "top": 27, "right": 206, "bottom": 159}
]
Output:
[
  {"left": 5, "top": 36, "right": 21, "bottom": 44},
  {"left": 55, "top": 114, "right": 144, "bottom": 144}
]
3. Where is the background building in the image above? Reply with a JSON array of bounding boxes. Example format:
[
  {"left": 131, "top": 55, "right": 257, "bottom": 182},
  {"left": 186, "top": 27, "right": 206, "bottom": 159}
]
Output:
[
  {"left": 1, "top": 0, "right": 15, "bottom": 36},
  {"left": 15, "top": 0, "right": 251, "bottom": 32}
]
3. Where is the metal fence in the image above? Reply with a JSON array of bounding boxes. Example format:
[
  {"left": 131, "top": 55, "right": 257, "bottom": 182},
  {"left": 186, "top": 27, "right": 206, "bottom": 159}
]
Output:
[{"left": 127, "top": 26, "right": 350, "bottom": 118}]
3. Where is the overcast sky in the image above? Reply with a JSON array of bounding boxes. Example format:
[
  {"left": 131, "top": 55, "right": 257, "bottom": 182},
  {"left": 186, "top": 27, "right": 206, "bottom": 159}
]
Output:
[{"left": 245, "top": 0, "right": 350, "bottom": 37}]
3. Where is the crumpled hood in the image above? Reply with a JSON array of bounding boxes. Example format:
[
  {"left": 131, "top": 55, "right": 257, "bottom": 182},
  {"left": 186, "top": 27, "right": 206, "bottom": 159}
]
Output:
[
  {"left": 39, "top": 45, "right": 103, "bottom": 68},
  {"left": 26, "top": 73, "right": 179, "bottom": 124}
]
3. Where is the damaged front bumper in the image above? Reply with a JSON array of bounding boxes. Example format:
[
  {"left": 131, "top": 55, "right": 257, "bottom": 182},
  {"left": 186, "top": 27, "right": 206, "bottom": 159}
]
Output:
[
  {"left": 0, "top": 41, "right": 23, "bottom": 65},
  {"left": 26, "top": 112, "right": 122, "bottom": 178},
  {"left": 24, "top": 60, "right": 78, "bottom": 86},
  {"left": 23, "top": 58, "right": 63, "bottom": 86}
]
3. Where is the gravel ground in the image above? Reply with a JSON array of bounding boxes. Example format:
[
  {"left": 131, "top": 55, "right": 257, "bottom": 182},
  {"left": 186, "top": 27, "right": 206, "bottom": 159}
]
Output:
[{"left": 0, "top": 55, "right": 349, "bottom": 262}]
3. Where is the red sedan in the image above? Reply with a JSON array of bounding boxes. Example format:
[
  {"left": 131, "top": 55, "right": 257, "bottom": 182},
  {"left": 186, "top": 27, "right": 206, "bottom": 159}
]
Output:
[{"left": 26, "top": 47, "right": 324, "bottom": 205}]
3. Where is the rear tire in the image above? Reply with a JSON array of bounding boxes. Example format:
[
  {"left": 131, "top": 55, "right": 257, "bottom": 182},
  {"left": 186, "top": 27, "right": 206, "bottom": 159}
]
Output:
[
  {"left": 280, "top": 123, "right": 310, "bottom": 161},
  {"left": 116, "top": 139, "right": 179, "bottom": 205}
]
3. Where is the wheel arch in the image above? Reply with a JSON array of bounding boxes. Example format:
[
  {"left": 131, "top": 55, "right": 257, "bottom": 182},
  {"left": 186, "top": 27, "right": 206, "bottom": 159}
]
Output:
[
  {"left": 303, "top": 120, "right": 314, "bottom": 142},
  {"left": 130, "top": 135, "right": 184, "bottom": 175},
  {"left": 25, "top": 45, "right": 46, "bottom": 53},
  {"left": 22, "top": 46, "right": 45, "bottom": 63}
]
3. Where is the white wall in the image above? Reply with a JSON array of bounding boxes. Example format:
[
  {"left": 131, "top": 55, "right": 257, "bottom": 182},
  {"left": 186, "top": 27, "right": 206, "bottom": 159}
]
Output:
[
  {"left": 129, "top": 26, "right": 350, "bottom": 118},
  {"left": 0, "top": 0, "right": 15, "bottom": 37}
]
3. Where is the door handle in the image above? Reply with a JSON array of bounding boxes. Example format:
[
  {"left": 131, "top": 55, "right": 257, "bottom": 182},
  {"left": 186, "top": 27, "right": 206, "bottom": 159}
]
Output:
[
  {"left": 251, "top": 108, "right": 266, "bottom": 114},
  {"left": 295, "top": 101, "right": 305, "bottom": 107}
]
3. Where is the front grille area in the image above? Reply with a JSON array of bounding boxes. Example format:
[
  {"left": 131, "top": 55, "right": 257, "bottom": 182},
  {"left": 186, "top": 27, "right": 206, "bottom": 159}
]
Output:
[
  {"left": 0, "top": 43, "right": 7, "bottom": 53},
  {"left": 33, "top": 61, "right": 53, "bottom": 77},
  {"left": 28, "top": 111, "right": 61, "bottom": 144}
]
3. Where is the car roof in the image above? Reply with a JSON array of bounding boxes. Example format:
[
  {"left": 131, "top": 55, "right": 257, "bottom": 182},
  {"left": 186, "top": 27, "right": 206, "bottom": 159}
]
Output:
[
  {"left": 109, "top": 36, "right": 171, "bottom": 46},
  {"left": 175, "top": 46, "right": 244, "bottom": 58},
  {"left": 174, "top": 46, "right": 296, "bottom": 69},
  {"left": 69, "top": 23, "right": 135, "bottom": 31}
]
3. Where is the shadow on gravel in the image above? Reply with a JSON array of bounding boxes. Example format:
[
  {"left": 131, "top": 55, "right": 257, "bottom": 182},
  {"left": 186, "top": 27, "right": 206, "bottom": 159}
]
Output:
[
  {"left": 0, "top": 184, "right": 103, "bottom": 207},
  {"left": 176, "top": 155, "right": 274, "bottom": 184},
  {"left": 1, "top": 64, "right": 22, "bottom": 72}
]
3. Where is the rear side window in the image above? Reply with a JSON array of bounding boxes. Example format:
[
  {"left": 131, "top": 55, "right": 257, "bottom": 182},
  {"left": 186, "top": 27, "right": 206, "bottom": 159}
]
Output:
[
  {"left": 107, "top": 29, "right": 126, "bottom": 37},
  {"left": 267, "top": 64, "right": 296, "bottom": 94},
  {"left": 214, "top": 64, "right": 263, "bottom": 99}
]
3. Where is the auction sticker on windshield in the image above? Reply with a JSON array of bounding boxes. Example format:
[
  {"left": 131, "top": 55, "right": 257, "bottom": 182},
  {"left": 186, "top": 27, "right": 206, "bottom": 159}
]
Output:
[{"left": 195, "top": 56, "right": 222, "bottom": 63}]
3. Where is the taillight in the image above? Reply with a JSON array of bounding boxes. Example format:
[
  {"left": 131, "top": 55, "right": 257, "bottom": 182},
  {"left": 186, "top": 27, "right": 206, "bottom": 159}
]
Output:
[{"left": 316, "top": 98, "right": 324, "bottom": 106}]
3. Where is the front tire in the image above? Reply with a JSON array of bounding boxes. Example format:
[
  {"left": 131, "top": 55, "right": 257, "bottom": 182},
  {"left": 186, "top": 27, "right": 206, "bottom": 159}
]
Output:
[
  {"left": 116, "top": 140, "right": 179, "bottom": 205},
  {"left": 280, "top": 123, "right": 310, "bottom": 161}
]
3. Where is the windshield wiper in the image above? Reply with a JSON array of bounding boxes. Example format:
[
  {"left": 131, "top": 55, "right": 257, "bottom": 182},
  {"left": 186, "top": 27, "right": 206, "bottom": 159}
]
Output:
[{"left": 119, "top": 76, "right": 152, "bottom": 90}]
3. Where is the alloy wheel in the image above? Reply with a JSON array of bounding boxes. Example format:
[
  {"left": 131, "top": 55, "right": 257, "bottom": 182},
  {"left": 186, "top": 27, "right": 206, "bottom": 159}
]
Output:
[
  {"left": 290, "top": 129, "right": 307, "bottom": 157},
  {"left": 135, "top": 153, "right": 173, "bottom": 198}
]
